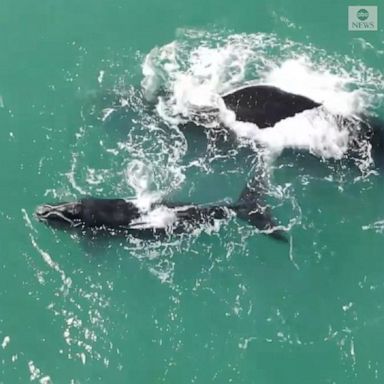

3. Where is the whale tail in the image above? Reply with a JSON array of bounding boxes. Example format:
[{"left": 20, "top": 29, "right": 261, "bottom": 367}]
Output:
[{"left": 230, "top": 179, "right": 288, "bottom": 242}]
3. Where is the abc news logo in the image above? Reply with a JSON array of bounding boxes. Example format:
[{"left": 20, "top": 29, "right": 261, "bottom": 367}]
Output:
[{"left": 348, "top": 6, "right": 378, "bottom": 31}]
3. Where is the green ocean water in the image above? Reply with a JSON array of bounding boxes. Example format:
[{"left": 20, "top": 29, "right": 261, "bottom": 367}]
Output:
[{"left": 1, "top": 0, "right": 384, "bottom": 383}]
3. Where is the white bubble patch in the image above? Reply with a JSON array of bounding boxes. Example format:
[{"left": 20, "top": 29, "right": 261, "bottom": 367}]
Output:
[{"left": 142, "top": 30, "right": 384, "bottom": 161}]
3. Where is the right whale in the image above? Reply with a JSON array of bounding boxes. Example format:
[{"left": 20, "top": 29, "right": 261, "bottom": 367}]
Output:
[
  {"left": 35, "top": 180, "right": 288, "bottom": 242},
  {"left": 222, "top": 85, "right": 384, "bottom": 164},
  {"left": 222, "top": 85, "right": 321, "bottom": 128}
]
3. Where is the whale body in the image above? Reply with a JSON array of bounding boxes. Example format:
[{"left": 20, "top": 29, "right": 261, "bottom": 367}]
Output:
[
  {"left": 35, "top": 183, "right": 288, "bottom": 242},
  {"left": 222, "top": 85, "right": 321, "bottom": 128}
]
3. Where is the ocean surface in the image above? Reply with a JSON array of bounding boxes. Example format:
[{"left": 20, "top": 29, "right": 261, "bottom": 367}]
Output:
[{"left": 1, "top": 0, "right": 384, "bottom": 382}]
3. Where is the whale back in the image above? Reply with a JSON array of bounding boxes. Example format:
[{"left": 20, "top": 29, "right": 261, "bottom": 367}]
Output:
[
  {"left": 222, "top": 85, "right": 321, "bottom": 128},
  {"left": 81, "top": 198, "right": 140, "bottom": 228},
  {"left": 367, "top": 117, "right": 384, "bottom": 165}
]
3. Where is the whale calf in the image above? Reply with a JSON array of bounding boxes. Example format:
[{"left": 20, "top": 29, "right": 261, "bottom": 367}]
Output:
[{"left": 35, "top": 183, "right": 287, "bottom": 242}]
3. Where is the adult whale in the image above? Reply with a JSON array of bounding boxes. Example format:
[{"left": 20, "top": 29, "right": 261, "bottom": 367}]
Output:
[
  {"left": 222, "top": 85, "right": 384, "bottom": 164},
  {"left": 97, "top": 84, "right": 321, "bottom": 128},
  {"left": 35, "top": 183, "right": 288, "bottom": 242},
  {"left": 222, "top": 85, "right": 321, "bottom": 128}
]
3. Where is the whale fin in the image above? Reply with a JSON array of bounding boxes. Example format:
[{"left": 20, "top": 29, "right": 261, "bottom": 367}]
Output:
[
  {"left": 222, "top": 85, "right": 321, "bottom": 128},
  {"left": 230, "top": 178, "right": 288, "bottom": 242}
]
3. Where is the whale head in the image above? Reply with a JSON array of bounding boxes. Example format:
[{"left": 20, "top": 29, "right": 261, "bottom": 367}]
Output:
[{"left": 35, "top": 202, "right": 82, "bottom": 228}]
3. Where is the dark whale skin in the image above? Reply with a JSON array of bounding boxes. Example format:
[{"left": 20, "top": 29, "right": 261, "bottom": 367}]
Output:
[{"left": 223, "top": 85, "right": 321, "bottom": 128}]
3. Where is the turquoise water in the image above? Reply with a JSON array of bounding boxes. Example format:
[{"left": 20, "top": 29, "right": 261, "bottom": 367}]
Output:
[{"left": 1, "top": 0, "right": 384, "bottom": 382}]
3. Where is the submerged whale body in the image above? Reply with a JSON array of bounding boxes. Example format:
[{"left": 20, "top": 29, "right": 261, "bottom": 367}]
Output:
[
  {"left": 222, "top": 85, "right": 321, "bottom": 128},
  {"left": 35, "top": 184, "right": 288, "bottom": 242}
]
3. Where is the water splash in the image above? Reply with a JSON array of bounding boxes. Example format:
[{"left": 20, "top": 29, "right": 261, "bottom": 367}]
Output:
[{"left": 142, "top": 30, "right": 384, "bottom": 162}]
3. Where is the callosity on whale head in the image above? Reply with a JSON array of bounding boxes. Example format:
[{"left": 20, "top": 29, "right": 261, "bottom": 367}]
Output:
[
  {"left": 35, "top": 202, "right": 83, "bottom": 227},
  {"left": 35, "top": 198, "right": 141, "bottom": 230}
]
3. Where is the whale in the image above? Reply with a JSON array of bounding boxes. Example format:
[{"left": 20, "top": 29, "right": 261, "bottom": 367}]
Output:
[
  {"left": 222, "top": 85, "right": 384, "bottom": 164},
  {"left": 222, "top": 85, "right": 321, "bottom": 128},
  {"left": 97, "top": 84, "right": 321, "bottom": 129},
  {"left": 35, "top": 183, "right": 288, "bottom": 242}
]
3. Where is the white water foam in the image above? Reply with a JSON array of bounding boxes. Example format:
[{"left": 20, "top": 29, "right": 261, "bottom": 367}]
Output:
[
  {"left": 222, "top": 108, "right": 350, "bottom": 159},
  {"left": 130, "top": 206, "right": 177, "bottom": 230},
  {"left": 142, "top": 30, "right": 384, "bottom": 161},
  {"left": 362, "top": 220, "right": 384, "bottom": 234},
  {"left": 263, "top": 58, "right": 366, "bottom": 116}
]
